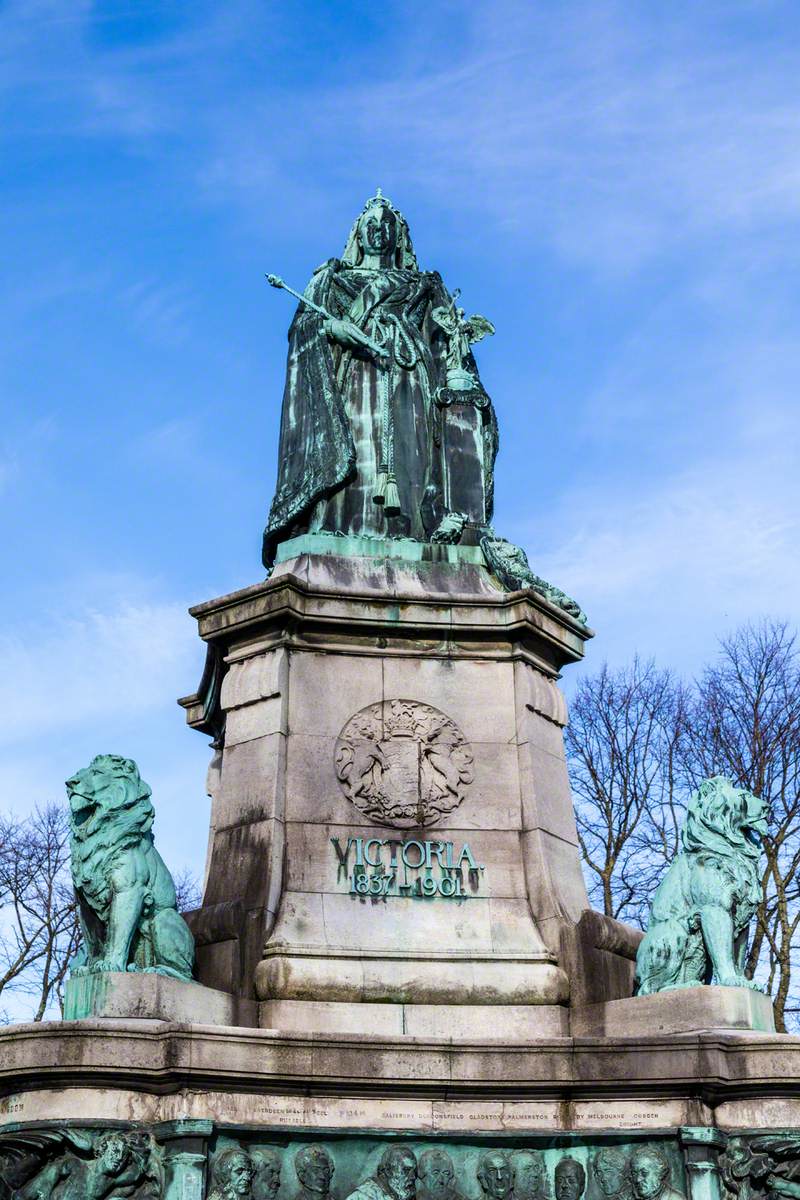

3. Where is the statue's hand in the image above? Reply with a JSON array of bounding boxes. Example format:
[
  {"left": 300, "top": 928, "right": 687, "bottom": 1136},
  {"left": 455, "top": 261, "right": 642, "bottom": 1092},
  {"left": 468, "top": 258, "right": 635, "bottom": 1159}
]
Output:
[{"left": 324, "top": 317, "right": 367, "bottom": 350}]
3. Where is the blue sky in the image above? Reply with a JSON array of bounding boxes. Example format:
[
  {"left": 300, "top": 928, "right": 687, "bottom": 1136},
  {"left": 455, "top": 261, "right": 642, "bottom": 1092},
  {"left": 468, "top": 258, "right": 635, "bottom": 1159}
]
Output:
[{"left": 2, "top": 0, "right": 800, "bottom": 886}]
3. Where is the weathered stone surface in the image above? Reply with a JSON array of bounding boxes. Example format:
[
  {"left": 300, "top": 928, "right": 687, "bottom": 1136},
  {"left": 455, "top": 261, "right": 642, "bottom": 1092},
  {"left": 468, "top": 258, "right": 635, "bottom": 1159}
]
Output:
[
  {"left": 0, "top": 1083, "right": 708, "bottom": 1132},
  {"left": 334, "top": 698, "right": 476, "bottom": 827},
  {"left": 380, "top": 658, "right": 517, "bottom": 745},
  {"left": 181, "top": 556, "right": 609, "bottom": 1020},
  {"left": 186, "top": 561, "right": 590, "bottom": 669},
  {"left": 282, "top": 824, "right": 527, "bottom": 899},
  {"left": 224, "top": 695, "right": 286, "bottom": 747},
  {"left": 212, "top": 731, "right": 286, "bottom": 832},
  {"left": 62, "top": 971, "right": 249, "bottom": 1026},
  {"left": 220, "top": 647, "right": 288, "bottom": 711},
  {"left": 256, "top": 948, "right": 566, "bottom": 1006},
  {"left": 288, "top": 650, "right": 383, "bottom": 739},
  {"left": 260, "top": 999, "right": 404, "bottom": 1035},
  {"left": 559, "top": 909, "right": 641, "bottom": 1009},
  {"left": 520, "top": 829, "right": 591, "bottom": 955},
  {"left": 517, "top": 740, "right": 580, "bottom": 845},
  {"left": 572, "top": 984, "right": 776, "bottom": 1038},
  {"left": 514, "top": 661, "right": 569, "bottom": 727},
  {"left": 3, "top": 1018, "right": 799, "bottom": 1097},
  {"left": 178, "top": 556, "right": 623, "bottom": 1027},
  {"left": 259, "top": 999, "right": 568, "bottom": 1038}
]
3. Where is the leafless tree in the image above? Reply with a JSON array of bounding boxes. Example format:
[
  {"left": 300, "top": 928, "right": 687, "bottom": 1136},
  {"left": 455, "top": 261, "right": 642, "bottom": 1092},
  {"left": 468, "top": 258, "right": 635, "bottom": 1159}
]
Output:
[
  {"left": 172, "top": 867, "right": 202, "bottom": 915},
  {"left": 683, "top": 620, "right": 800, "bottom": 1031},
  {"left": 0, "top": 804, "right": 80, "bottom": 1022},
  {"left": 0, "top": 805, "right": 201, "bottom": 1023},
  {"left": 565, "top": 657, "right": 690, "bottom": 925},
  {"left": 567, "top": 620, "right": 800, "bottom": 1031}
]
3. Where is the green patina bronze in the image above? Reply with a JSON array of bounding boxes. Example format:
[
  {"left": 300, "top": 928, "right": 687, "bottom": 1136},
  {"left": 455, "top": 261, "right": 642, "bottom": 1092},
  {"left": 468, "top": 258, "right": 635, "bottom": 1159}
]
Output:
[
  {"left": 634, "top": 777, "right": 767, "bottom": 996},
  {"left": 261, "top": 190, "right": 585, "bottom": 624},
  {"left": 0, "top": 1127, "right": 694, "bottom": 1200},
  {"left": 5, "top": 1123, "right": 799, "bottom": 1200},
  {"left": 6, "top": 1129, "right": 162, "bottom": 1199},
  {"left": 66, "top": 754, "right": 195, "bottom": 986}
]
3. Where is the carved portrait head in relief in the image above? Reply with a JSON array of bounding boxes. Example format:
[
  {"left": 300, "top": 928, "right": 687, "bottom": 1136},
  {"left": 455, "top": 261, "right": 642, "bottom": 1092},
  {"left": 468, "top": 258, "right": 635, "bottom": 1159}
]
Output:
[
  {"left": 418, "top": 1149, "right": 461, "bottom": 1200},
  {"left": 512, "top": 1151, "right": 548, "bottom": 1200},
  {"left": 555, "top": 1159, "right": 586, "bottom": 1200},
  {"left": 478, "top": 1152, "right": 513, "bottom": 1200},
  {"left": 378, "top": 1147, "right": 418, "bottom": 1200},
  {"left": 296, "top": 1146, "right": 334, "bottom": 1200}
]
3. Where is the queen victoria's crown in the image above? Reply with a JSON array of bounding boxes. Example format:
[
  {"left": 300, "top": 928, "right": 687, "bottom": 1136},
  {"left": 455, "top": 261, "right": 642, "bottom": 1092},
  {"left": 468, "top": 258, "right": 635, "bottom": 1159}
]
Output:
[
  {"left": 341, "top": 187, "right": 418, "bottom": 269},
  {"left": 360, "top": 187, "right": 397, "bottom": 214}
]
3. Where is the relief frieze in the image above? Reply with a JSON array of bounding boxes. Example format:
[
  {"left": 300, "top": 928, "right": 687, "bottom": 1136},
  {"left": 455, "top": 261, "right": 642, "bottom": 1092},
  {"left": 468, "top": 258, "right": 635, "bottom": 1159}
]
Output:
[{"left": 0, "top": 1124, "right": 700, "bottom": 1200}]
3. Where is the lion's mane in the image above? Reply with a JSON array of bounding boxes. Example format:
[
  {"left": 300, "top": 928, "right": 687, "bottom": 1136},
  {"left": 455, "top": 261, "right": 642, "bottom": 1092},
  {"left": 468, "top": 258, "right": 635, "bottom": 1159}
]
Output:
[
  {"left": 634, "top": 774, "right": 766, "bottom": 995},
  {"left": 68, "top": 754, "right": 156, "bottom": 903},
  {"left": 681, "top": 776, "right": 763, "bottom": 863}
]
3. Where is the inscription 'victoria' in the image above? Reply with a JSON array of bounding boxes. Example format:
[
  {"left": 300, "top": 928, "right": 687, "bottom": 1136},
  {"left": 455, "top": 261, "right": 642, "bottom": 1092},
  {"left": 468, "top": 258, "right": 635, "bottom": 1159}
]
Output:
[{"left": 331, "top": 836, "right": 485, "bottom": 900}]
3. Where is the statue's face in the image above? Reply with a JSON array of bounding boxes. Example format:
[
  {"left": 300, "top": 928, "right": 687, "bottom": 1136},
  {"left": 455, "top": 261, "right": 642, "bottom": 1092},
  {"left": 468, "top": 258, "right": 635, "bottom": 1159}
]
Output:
[
  {"left": 358, "top": 205, "right": 397, "bottom": 258},
  {"left": 419, "top": 1153, "right": 454, "bottom": 1198},
  {"left": 382, "top": 1150, "right": 417, "bottom": 1200},
  {"left": 228, "top": 1154, "right": 255, "bottom": 1196},
  {"left": 631, "top": 1156, "right": 666, "bottom": 1200},
  {"left": 100, "top": 1136, "right": 128, "bottom": 1174},
  {"left": 300, "top": 1151, "right": 333, "bottom": 1193},
  {"left": 555, "top": 1163, "right": 584, "bottom": 1200},
  {"left": 513, "top": 1156, "right": 544, "bottom": 1198},
  {"left": 596, "top": 1158, "right": 627, "bottom": 1196},
  {"left": 479, "top": 1154, "right": 512, "bottom": 1200},
  {"left": 260, "top": 1163, "right": 280, "bottom": 1199}
]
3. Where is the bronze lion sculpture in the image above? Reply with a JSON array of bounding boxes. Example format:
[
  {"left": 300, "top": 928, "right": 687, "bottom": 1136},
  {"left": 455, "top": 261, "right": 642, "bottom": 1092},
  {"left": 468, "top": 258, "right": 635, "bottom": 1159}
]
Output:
[
  {"left": 635, "top": 776, "right": 767, "bottom": 995},
  {"left": 67, "top": 754, "right": 194, "bottom": 980}
]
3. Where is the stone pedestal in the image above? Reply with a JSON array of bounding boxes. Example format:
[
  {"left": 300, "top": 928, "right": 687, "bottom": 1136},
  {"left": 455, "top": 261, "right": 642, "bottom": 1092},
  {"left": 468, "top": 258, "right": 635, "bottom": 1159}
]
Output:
[
  {"left": 572, "top": 985, "right": 776, "bottom": 1038},
  {"left": 178, "top": 545, "right": 607, "bottom": 1033},
  {"left": 6, "top": 547, "right": 796, "bottom": 1196},
  {"left": 63, "top": 971, "right": 253, "bottom": 1026}
]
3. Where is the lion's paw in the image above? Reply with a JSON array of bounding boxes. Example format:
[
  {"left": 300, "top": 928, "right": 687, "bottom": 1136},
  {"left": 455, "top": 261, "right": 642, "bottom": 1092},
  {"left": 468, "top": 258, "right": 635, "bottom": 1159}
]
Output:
[
  {"left": 92, "top": 959, "right": 126, "bottom": 974},
  {"left": 718, "top": 974, "right": 762, "bottom": 991}
]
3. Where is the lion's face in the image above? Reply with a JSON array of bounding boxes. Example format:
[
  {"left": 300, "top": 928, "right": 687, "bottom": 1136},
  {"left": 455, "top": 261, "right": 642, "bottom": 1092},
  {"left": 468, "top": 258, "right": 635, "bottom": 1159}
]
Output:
[
  {"left": 66, "top": 753, "right": 153, "bottom": 843},
  {"left": 682, "top": 775, "right": 768, "bottom": 860}
]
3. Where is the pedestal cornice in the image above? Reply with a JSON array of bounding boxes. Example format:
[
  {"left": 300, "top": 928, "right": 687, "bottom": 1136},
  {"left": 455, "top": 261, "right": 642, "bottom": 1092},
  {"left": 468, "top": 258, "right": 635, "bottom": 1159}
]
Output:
[{"left": 0, "top": 1022, "right": 799, "bottom": 1104}]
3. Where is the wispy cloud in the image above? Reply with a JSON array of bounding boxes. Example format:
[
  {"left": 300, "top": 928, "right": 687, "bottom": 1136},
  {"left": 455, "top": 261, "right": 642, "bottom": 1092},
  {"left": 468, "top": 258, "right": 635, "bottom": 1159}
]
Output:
[
  {"left": 0, "top": 419, "right": 58, "bottom": 499},
  {"left": 0, "top": 590, "right": 200, "bottom": 746},
  {"left": 121, "top": 278, "right": 193, "bottom": 344},
  {"left": 191, "top": 2, "right": 800, "bottom": 271},
  {"left": 6, "top": 2, "right": 800, "bottom": 274},
  {"left": 520, "top": 429, "right": 800, "bottom": 671}
]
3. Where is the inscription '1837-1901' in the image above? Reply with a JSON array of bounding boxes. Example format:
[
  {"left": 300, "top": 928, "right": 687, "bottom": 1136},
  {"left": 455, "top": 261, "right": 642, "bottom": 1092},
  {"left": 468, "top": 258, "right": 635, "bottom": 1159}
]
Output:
[{"left": 331, "top": 836, "right": 485, "bottom": 899}]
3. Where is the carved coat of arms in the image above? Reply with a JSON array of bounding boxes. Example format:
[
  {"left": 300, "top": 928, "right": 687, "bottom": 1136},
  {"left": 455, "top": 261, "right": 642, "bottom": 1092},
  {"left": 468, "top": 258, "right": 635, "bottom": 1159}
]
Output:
[{"left": 334, "top": 700, "right": 474, "bottom": 827}]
